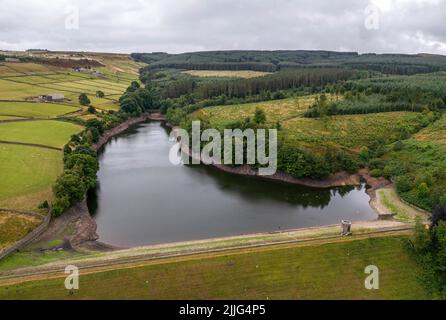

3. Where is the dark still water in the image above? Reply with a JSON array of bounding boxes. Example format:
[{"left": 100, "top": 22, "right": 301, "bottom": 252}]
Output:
[{"left": 88, "top": 122, "right": 377, "bottom": 247}]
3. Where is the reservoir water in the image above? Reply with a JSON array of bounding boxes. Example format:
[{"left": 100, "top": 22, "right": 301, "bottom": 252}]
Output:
[{"left": 88, "top": 121, "right": 377, "bottom": 247}]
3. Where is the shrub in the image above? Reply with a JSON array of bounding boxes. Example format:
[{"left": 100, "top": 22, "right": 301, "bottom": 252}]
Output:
[
  {"left": 85, "top": 119, "right": 105, "bottom": 135},
  {"left": 52, "top": 196, "right": 71, "bottom": 217},
  {"left": 370, "top": 169, "right": 383, "bottom": 178},
  {"left": 278, "top": 146, "right": 332, "bottom": 179},
  {"left": 382, "top": 165, "right": 393, "bottom": 179},
  {"left": 394, "top": 140, "right": 405, "bottom": 151},
  {"left": 38, "top": 200, "right": 49, "bottom": 210},
  {"left": 52, "top": 173, "right": 86, "bottom": 216},
  {"left": 359, "top": 146, "right": 370, "bottom": 161},
  {"left": 395, "top": 175, "right": 413, "bottom": 193},
  {"left": 369, "top": 158, "right": 386, "bottom": 170},
  {"left": 73, "top": 145, "right": 97, "bottom": 158},
  {"left": 254, "top": 108, "right": 267, "bottom": 124},
  {"left": 64, "top": 153, "right": 99, "bottom": 189},
  {"left": 79, "top": 93, "right": 91, "bottom": 106}
]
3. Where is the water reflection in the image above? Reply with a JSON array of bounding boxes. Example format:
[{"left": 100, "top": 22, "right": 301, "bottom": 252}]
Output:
[{"left": 88, "top": 122, "right": 376, "bottom": 247}]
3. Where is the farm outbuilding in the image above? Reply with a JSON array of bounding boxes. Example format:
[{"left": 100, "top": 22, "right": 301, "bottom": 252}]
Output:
[{"left": 41, "top": 94, "right": 65, "bottom": 102}]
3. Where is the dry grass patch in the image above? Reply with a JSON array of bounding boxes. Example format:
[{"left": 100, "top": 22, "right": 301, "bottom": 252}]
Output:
[
  {"left": 0, "top": 212, "right": 42, "bottom": 251},
  {"left": 199, "top": 96, "right": 320, "bottom": 128},
  {"left": 0, "top": 188, "right": 54, "bottom": 212}
]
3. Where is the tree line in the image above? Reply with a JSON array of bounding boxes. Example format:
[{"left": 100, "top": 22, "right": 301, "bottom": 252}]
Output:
[{"left": 163, "top": 68, "right": 358, "bottom": 99}]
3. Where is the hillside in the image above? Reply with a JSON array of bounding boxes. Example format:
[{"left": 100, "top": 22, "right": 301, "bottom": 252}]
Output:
[
  {"left": 0, "top": 51, "right": 143, "bottom": 250},
  {"left": 132, "top": 50, "right": 446, "bottom": 75}
]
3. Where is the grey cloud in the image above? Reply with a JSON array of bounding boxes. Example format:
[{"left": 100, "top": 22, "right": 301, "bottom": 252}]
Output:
[{"left": 0, "top": 0, "right": 445, "bottom": 54}]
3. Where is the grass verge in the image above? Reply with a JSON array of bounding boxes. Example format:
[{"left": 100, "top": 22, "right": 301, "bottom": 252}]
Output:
[{"left": 0, "top": 236, "right": 430, "bottom": 300}]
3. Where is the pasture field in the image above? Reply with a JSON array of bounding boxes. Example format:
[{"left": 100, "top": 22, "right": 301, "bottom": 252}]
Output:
[
  {"left": 0, "top": 212, "right": 42, "bottom": 251},
  {"left": 86, "top": 97, "right": 120, "bottom": 111},
  {"left": 6, "top": 76, "right": 65, "bottom": 85},
  {"left": 98, "top": 69, "right": 139, "bottom": 84},
  {"left": 0, "top": 77, "right": 128, "bottom": 110},
  {"left": 0, "top": 63, "right": 60, "bottom": 76},
  {"left": 0, "top": 236, "right": 429, "bottom": 300},
  {"left": 0, "top": 65, "right": 16, "bottom": 76},
  {"left": 0, "top": 80, "right": 52, "bottom": 100},
  {"left": 4, "top": 74, "right": 88, "bottom": 85},
  {"left": 85, "top": 79, "right": 129, "bottom": 89},
  {"left": 41, "top": 81, "right": 122, "bottom": 95},
  {"left": 0, "top": 116, "right": 25, "bottom": 121},
  {"left": 197, "top": 96, "right": 422, "bottom": 151},
  {"left": 0, "top": 102, "right": 79, "bottom": 118},
  {"left": 0, "top": 120, "right": 82, "bottom": 148},
  {"left": 76, "top": 79, "right": 129, "bottom": 92},
  {"left": 40, "top": 73, "right": 93, "bottom": 81},
  {"left": 183, "top": 70, "right": 272, "bottom": 79},
  {"left": 0, "top": 144, "right": 63, "bottom": 204}
]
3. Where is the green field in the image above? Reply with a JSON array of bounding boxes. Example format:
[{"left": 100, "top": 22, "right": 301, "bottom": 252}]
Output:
[
  {"left": 82, "top": 79, "right": 129, "bottom": 89},
  {"left": 0, "top": 120, "right": 82, "bottom": 148},
  {"left": 0, "top": 80, "right": 52, "bottom": 100},
  {"left": 41, "top": 81, "right": 122, "bottom": 96},
  {"left": 0, "top": 116, "right": 25, "bottom": 121},
  {"left": 4, "top": 75, "right": 77, "bottom": 85},
  {"left": 0, "top": 102, "right": 79, "bottom": 118},
  {"left": 87, "top": 96, "right": 120, "bottom": 111},
  {"left": 0, "top": 236, "right": 430, "bottom": 300},
  {"left": 0, "top": 144, "right": 63, "bottom": 202}
]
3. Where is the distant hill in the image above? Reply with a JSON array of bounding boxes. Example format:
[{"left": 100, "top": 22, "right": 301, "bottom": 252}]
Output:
[{"left": 131, "top": 50, "right": 446, "bottom": 75}]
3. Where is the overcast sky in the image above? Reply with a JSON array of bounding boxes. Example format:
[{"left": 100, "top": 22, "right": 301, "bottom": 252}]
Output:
[{"left": 0, "top": 0, "right": 445, "bottom": 55}]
